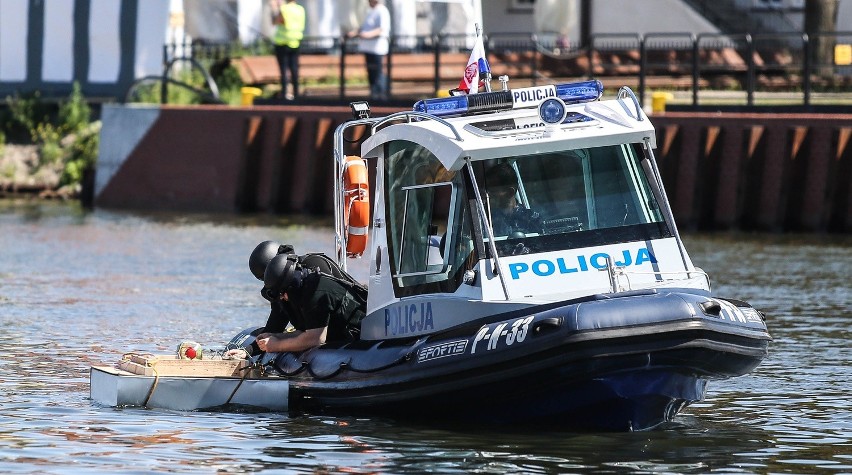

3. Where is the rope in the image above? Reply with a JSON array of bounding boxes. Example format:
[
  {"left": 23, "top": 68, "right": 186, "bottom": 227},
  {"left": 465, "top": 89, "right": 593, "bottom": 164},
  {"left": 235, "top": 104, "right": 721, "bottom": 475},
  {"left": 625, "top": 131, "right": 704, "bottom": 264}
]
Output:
[
  {"left": 142, "top": 363, "right": 160, "bottom": 408},
  {"left": 118, "top": 353, "right": 162, "bottom": 408},
  {"left": 223, "top": 361, "right": 257, "bottom": 406}
]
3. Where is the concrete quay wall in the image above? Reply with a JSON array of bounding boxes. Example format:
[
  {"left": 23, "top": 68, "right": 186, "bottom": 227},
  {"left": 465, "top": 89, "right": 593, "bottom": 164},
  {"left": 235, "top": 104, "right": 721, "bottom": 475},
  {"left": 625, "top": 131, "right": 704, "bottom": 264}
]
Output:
[{"left": 95, "top": 105, "right": 852, "bottom": 232}]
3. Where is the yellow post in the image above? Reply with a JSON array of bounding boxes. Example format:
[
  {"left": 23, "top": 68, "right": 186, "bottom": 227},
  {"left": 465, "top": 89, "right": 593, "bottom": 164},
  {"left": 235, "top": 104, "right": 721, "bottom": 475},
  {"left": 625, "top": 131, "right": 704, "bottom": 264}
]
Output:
[
  {"left": 835, "top": 44, "right": 852, "bottom": 66},
  {"left": 240, "top": 87, "right": 262, "bottom": 106},
  {"left": 651, "top": 92, "right": 674, "bottom": 114}
]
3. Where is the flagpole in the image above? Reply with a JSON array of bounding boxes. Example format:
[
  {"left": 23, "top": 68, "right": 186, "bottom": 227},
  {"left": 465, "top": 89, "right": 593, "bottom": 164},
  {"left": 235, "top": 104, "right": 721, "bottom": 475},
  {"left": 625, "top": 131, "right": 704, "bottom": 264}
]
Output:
[{"left": 475, "top": 23, "right": 492, "bottom": 92}]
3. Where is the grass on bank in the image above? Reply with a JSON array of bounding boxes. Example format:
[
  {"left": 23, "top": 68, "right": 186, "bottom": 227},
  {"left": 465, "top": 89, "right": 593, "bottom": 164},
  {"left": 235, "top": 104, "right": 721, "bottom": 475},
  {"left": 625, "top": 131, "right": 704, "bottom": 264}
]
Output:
[{"left": 0, "top": 82, "right": 99, "bottom": 194}]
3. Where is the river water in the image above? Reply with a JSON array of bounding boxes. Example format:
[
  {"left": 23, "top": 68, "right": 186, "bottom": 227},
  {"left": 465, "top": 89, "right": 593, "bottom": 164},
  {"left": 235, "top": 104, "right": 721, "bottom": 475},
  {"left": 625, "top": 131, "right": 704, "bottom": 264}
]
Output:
[{"left": 0, "top": 199, "right": 850, "bottom": 474}]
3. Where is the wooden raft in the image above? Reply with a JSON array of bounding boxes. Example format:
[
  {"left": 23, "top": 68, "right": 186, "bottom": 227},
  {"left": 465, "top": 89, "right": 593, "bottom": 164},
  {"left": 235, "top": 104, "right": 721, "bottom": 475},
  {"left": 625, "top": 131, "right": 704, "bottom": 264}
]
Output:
[{"left": 117, "top": 354, "right": 249, "bottom": 377}]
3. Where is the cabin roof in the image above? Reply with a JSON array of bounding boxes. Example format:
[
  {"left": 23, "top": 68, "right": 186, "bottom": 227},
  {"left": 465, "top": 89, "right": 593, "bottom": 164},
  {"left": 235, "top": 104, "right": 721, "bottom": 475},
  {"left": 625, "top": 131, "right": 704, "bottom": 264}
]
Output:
[{"left": 361, "top": 96, "right": 657, "bottom": 171}]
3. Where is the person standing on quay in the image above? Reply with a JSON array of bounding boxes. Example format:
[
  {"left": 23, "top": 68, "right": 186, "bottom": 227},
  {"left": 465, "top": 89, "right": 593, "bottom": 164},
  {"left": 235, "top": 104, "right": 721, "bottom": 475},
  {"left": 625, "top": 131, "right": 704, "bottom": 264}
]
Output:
[
  {"left": 270, "top": 0, "right": 305, "bottom": 100},
  {"left": 347, "top": 0, "right": 391, "bottom": 101}
]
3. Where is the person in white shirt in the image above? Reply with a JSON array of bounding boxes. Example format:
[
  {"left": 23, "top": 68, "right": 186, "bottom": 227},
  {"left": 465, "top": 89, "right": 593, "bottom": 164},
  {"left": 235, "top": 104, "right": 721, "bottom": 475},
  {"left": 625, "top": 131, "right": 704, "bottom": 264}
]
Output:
[{"left": 347, "top": 0, "right": 391, "bottom": 100}]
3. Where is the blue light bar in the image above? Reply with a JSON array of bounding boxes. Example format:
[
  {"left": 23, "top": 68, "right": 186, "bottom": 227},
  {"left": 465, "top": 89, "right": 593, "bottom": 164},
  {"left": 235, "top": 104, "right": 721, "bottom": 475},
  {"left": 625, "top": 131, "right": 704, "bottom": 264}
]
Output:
[
  {"left": 554, "top": 80, "right": 604, "bottom": 104},
  {"left": 413, "top": 80, "right": 603, "bottom": 118},
  {"left": 413, "top": 95, "right": 470, "bottom": 117}
]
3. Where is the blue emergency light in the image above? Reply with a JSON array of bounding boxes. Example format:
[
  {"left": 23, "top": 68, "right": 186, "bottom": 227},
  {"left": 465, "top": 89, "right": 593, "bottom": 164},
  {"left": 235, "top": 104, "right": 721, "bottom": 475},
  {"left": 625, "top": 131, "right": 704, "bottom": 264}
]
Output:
[{"left": 413, "top": 79, "right": 603, "bottom": 118}]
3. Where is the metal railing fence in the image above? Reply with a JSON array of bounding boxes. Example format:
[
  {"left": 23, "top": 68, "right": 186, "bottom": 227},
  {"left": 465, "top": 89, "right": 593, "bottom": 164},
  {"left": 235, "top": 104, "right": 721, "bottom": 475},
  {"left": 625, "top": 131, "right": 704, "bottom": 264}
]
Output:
[{"left": 162, "top": 31, "right": 852, "bottom": 107}]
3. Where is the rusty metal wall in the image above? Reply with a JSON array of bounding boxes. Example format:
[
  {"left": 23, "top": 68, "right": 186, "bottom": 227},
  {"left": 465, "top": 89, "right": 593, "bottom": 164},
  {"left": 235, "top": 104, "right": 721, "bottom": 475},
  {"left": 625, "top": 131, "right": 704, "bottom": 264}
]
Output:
[
  {"left": 653, "top": 113, "right": 852, "bottom": 232},
  {"left": 95, "top": 104, "right": 395, "bottom": 215},
  {"left": 95, "top": 105, "right": 852, "bottom": 232}
]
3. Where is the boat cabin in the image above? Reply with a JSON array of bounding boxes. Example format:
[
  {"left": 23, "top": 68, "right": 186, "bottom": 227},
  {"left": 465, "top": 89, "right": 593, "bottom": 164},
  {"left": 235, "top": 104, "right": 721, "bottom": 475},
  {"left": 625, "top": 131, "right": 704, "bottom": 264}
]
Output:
[{"left": 333, "top": 80, "right": 709, "bottom": 341}]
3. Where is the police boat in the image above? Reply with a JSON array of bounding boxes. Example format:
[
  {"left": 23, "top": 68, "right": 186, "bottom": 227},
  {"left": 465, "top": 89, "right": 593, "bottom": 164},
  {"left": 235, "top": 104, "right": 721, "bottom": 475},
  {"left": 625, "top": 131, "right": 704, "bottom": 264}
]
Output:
[{"left": 91, "top": 79, "right": 770, "bottom": 431}]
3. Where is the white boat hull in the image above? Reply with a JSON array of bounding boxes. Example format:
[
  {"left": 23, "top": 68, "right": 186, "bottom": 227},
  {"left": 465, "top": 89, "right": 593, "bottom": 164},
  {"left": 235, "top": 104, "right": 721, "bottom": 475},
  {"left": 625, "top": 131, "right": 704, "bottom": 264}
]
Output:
[{"left": 90, "top": 366, "right": 289, "bottom": 411}]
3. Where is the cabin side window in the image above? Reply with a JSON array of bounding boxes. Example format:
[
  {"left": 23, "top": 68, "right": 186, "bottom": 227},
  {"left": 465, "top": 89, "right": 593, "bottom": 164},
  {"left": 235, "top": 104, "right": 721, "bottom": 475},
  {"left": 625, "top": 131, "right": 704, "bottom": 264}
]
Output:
[{"left": 384, "top": 140, "right": 475, "bottom": 297}]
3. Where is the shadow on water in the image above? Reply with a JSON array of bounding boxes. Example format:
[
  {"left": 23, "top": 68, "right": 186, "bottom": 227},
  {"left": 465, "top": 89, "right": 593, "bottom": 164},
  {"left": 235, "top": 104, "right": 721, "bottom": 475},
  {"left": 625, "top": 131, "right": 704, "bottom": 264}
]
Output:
[
  {"left": 0, "top": 200, "right": 850, "bottom": 473},
  {"left": 242, "top": 413, "right": 780, "bottom": 473}
]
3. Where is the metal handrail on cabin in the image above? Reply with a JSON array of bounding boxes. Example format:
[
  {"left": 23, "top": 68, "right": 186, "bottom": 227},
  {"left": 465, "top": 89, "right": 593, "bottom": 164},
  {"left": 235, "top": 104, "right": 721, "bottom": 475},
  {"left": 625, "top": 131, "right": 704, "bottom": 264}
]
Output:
[
  {"left": 371, "top": 111, "right": 464, "bottom": 141},
  {"left": 333, "top": 117, "right": 382, "bottom": 270},
  {"left": 331, "top": 110, "right": 463, "bottom": 270},
  {"left": 607, "top": 267, "right": 712, "bottom": 293},
  {"left": 617, "top": 86, "right": 644, "bottom": 121}
]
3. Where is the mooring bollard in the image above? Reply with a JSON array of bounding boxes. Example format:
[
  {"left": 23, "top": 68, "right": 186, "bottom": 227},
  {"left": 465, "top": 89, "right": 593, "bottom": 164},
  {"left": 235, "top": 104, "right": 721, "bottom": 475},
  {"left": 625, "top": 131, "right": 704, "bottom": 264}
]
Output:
[
  {"left": 651, "top": 91, "right": 674, "bottom": 114},
  {"left": 240, "top": 87, "right": 262, "bottom": 106}
]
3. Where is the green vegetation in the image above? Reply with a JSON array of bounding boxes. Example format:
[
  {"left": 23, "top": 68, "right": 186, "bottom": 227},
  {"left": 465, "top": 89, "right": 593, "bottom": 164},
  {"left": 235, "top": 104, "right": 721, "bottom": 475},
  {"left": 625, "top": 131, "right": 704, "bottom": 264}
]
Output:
[
  {"left": 126, "top": 59, "right": 260, "bottom": 105},
  {"left": 1, "top": 82, "right": 100, "bottom": 192},
  {"left": 127, "top": 67, "right": 237, "bottom": 105},
  {"left": 216, "top": 63, "right": 248, "bottom": 104}
]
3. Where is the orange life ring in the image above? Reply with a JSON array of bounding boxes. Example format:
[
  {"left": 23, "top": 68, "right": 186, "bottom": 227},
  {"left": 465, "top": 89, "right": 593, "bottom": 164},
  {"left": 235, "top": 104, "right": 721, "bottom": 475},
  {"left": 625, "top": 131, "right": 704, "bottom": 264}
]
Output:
[{"left": 343, "top": 156, "right": 369, "bottom": 257}]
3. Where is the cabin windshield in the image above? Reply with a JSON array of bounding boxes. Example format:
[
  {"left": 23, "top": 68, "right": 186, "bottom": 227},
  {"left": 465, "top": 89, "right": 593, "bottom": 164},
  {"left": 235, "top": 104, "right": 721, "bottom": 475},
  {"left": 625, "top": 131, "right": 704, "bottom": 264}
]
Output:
[{"left": 471, "top": 143, "right": 671, "bottom": 256}]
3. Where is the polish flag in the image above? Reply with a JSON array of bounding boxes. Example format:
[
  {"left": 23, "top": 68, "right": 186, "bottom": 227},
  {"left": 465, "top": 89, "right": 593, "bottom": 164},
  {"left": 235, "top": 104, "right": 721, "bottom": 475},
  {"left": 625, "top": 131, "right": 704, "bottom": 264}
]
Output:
[{"left": 457, "top": 34, "right": 491, "bottom": 94}]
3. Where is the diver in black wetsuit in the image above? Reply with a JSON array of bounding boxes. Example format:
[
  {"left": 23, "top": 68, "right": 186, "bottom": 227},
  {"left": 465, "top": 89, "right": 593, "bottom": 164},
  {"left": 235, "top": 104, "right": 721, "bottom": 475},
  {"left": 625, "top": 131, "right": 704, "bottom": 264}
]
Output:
[
  {"left": 255, "top": 253, "right": 366, "bottom": 353},
  {"left": 228, "top": 241, "right": 366, "bottom": 356}
]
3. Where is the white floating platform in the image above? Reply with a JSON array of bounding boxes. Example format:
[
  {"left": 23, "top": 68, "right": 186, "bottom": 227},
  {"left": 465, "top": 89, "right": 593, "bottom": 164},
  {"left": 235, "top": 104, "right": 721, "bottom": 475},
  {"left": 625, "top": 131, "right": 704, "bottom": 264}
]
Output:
[{"left": 89, "top": 354, "right": 289, "bottom": 411}]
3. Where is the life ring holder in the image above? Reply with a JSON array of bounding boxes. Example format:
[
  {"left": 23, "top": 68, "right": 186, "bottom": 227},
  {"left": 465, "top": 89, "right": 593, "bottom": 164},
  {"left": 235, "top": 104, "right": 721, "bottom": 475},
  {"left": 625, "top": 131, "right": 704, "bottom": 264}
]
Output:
[{"left": 343, "top": 155, "right": 369, "bottom": 257}]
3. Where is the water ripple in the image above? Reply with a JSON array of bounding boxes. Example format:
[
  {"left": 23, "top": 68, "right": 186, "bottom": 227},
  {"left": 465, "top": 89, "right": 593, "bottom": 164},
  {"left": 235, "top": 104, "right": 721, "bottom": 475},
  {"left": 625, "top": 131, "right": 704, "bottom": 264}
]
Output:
[{"left": 0, "top": 203, "right": 850, "bottom": 473}]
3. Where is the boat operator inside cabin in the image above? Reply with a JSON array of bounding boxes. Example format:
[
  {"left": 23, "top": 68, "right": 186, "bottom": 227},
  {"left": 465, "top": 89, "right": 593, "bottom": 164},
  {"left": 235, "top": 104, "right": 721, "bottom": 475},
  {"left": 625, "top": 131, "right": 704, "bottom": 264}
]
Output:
[
  {"left": 482, "top": 162, "right": 544, "bottom": 241},
  {"left": 226, "top": 241, "right": 367, "bottom": 358}
]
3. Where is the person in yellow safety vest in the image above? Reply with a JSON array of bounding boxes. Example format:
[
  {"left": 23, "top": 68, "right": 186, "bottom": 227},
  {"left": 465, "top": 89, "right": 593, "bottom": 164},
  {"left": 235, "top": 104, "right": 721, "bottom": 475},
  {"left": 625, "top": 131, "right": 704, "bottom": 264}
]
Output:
[{"left": 270, "top": 0, "right": 305, "bottom": 100}]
